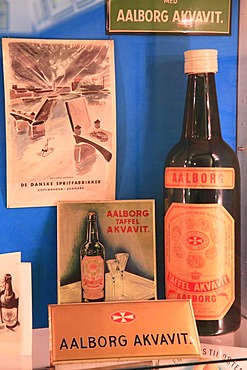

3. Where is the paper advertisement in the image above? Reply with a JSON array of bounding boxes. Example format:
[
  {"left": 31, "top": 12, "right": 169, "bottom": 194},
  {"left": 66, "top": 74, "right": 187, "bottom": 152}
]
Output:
[
  {"left": 57, "top": 200, "right": 156, "bottom": 304},
  {"left": 2, "top": 38, "right": 116, "bottom": 208}
]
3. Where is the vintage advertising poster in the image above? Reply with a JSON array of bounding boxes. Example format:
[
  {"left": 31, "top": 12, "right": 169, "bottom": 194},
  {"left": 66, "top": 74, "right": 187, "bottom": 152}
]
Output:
[
  {"left": 2, "top": 38, "right": 116, "bottom": 208},
  {"left": 57, "top": 200, "right": 156, "bottom": 304}
]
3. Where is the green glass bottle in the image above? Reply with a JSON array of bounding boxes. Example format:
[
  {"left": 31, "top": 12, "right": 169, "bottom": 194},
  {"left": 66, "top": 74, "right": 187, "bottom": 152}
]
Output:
[
  {"left": 80, "top": 211, "right": 105, "bottom": 302},
  {"left": 164, "top": 49, "right": 241, "bottom": 335}
]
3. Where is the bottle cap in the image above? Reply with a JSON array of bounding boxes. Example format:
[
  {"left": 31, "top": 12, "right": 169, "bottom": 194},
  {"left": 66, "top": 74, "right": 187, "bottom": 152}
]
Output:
[
  {"left": 184, "top": 49, "right": 218, "bottom": 74},
  {"left": 4, "top": 274, "right": 12, "bottom": 281},
  {"left": 87, "top": 211, "right": 97, "bottom": 221}
]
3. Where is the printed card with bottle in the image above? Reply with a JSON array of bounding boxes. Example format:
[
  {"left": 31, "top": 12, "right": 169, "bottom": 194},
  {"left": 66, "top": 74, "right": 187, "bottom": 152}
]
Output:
[
  {"left": 57, "top": 200, "right": 157, "bottom": 304},
  {"left": 0, "top": 252, "right": 32, "bottom": 357}
]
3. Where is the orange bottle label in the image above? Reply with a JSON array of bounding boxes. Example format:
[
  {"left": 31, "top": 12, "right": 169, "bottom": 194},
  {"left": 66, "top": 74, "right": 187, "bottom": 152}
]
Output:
[
  {"left": 81, "top": 256, "right": 104, "bottom": 300},
  {"left": 165, "top": 167, "right": 235, "bottom": 189},
  {"left": 165, "top": 203, "right": 235, "bottom": 320}
]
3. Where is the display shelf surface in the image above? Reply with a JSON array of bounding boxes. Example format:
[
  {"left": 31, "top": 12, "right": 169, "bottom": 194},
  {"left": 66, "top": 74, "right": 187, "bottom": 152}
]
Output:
[{"left": 1, "top": 319, "right": 246, "bottom": 370}]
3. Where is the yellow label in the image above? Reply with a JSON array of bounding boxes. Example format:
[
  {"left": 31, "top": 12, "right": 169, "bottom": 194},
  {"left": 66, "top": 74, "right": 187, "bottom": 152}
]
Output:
[
  {"left": 165, "top": 203, "right": 235, "bottom": 320},
  {"left": 165, "top": 167, "right": 235, "bottom": 189}
]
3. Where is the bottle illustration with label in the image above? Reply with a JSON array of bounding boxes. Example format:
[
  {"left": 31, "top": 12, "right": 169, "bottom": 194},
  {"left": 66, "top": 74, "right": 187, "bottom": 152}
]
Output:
[
  {"left": 80, "top": 211, "right": 105, "bottom": 302},
  {"left": 0, "top": 273, "right": 19, "bottom": 329},
  {"left": 164, "top": 49, "right": 241, "bottom": 335}
]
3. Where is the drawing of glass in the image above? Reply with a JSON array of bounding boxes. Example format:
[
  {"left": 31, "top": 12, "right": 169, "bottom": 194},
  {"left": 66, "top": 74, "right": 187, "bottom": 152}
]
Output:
[
  {"left": 115, "top": 253, "right": 129, "bottom": 298},
  {"left": 106, "top": 259, "right": 119, "bottom": 300}
]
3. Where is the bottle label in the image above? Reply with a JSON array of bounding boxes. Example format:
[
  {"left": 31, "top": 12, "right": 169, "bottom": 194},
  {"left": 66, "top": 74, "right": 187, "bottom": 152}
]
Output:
[
  {"left": 81, "top": 256, "right": 104, "bottom": 300},
  {"left": 165, "top": 203, "right": 235, "bottom": 320},
  {"left": 1, "top": 307, "right": 18, "bottom": 327},
  {"left": 165, "top": 167, "right": 235, "bottom": 189}
]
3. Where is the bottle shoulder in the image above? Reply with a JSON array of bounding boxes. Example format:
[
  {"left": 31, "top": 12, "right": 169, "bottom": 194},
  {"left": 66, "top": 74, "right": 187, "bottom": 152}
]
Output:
[
  {"left": 80, "top": 241, "right": 105, "bottom": 256},
  {"left": 165, "top": 138, "right": 239, "bottom": 169},
  {"left": 1, "top": 292, "right": 18, "bottom": 306}
]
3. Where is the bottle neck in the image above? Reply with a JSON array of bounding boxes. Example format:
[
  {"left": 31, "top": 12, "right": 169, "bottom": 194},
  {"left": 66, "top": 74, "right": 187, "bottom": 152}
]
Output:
[
  {"left": 3, "top": 277, "right": 14, "bottom": 299},
  {"left": 182, "top": 73, "right": 222, "bottom": 140},
  {"left": 87, "top": 220, "right": 99, "bottom": 243}
]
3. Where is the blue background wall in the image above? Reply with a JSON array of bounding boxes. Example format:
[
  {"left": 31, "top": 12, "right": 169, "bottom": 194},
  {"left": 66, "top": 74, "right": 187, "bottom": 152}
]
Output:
[{"left": 0, "top": 0, "right": 240, "bottom": 328}]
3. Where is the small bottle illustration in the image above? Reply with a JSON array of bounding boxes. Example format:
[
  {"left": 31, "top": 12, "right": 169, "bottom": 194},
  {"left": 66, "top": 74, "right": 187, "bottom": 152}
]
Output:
[
  {"left": 80, "top": 212, "right": 105, "bottom": 302},
  {"left": 0, "top": 274, "right": 19, "bottom": 329}
]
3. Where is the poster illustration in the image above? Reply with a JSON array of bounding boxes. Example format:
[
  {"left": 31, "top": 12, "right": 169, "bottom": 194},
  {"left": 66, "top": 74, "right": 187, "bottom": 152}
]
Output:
[
  {"left": 57, "top": 200, "right": 157, "bottom": 304},
  {"left": 2, "top": 38, "right": 116, "bottom": 208}
]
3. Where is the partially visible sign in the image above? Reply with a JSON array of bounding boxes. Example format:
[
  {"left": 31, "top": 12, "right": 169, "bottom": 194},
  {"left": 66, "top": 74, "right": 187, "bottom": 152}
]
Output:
[
  {"left": 49, "top": 300, "right": 201, "bottom": 365},
  {"left": 107, "top": 0, "right": 231, "bottom": 35}
]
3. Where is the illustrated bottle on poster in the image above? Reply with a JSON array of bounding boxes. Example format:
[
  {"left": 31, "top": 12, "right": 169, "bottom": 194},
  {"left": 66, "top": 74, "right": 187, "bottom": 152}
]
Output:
[
  {"left": 0, "top": 273, "right": 19, "bottom": 329},
  {"left": 80, "top": 211, "right": 105, "bottom": 302},
  {"left": 164, "top": 49, "right": 241, "bottom": 335}
]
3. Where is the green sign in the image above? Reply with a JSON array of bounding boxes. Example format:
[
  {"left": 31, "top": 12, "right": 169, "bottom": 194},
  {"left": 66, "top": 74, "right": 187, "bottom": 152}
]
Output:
[{"left": 107, "top": 0, "right": 231, "bottom": 34}]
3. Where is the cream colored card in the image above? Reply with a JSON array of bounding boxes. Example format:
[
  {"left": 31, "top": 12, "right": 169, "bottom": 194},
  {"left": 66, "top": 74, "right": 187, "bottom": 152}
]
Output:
[{"left": 0, "top": 261, "right": 32, "bottom": 356}]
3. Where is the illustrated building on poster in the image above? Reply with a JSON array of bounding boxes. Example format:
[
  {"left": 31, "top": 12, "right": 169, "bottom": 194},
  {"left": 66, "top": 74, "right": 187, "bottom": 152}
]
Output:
[
  {"left": 2, "top": 38, "right": 116, "bottom": 208},
  {"left": 57, "top": 200, "right": 157, "bottom": 304}
]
